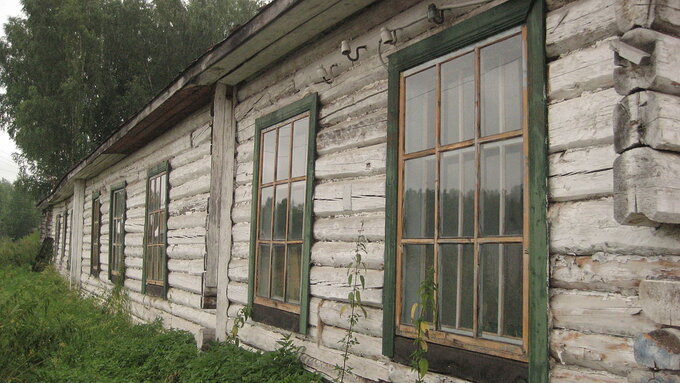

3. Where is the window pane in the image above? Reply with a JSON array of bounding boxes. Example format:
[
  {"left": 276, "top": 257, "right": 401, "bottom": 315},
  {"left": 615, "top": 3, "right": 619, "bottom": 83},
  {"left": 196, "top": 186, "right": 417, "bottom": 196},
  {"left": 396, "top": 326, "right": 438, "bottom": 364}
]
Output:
[
  {"left": 459, "top": 244, "right": 475, "bottom": 330},
  {"left": 440, "top": 147, "right": 475, "bottom": 237},
  {"left": 271, "top": 245, "right": 286, "bottom": 301},
  {"left": 404, "top": 67, "right": 436, "bottom": 153},
  {"left": 441, "top": 53, "right": 475, "bottom": 145},
  {"left": 400, "top": 244, "right": 434, "bottom": 325},
  {"left": 273, "top": 184, "right": 288, "bottom": 240},
  {"left": 481, "top": 35, "right": 523, "bottom": 137},
  {"left": 481, "top": 138, "right": 523, "bottom": 236},
  {"left": 480, "top": 244, "right": 500, "bottom": 334},
  {"left": 256, "top": 244, "right": 271, "bottom": 298},
  {"left": 288, "top": 181, "right": 305, "bottom": 240},
  {"left": 276, "top": 124, "right": 291, "bottom": 181},
  {"left": 291, "top": 117, "right": 309, "bottom": 178},
  {"left": 262, "top": 130, "right": 276, "bottom": 184},
  {"left": 286, "top": 244, "right": 302, "bottom": 304},
  {"left": 259, "top": 186, "right": 274, "bottom": 240},
  {"left": 160, "top": 175, "right": 167, "bottom": 206},
  {"left": 503, "top": 244, "right": 523, "bottom": 338},
  {"left": 439, "top": 244, "right": 459, "bottom": 330},
  {"left": 403, "top": 155, "right": 436, "bottom": 239}
]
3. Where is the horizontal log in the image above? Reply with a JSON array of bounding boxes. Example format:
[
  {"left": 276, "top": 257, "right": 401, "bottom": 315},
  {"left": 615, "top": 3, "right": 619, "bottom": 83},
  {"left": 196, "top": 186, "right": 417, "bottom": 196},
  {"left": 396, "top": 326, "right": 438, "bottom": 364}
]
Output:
[
  {"left": 168, "top": 258, "right": 204, "bottom": 275},
  {"left": 231, "top": 242, "right": 249, "bottom": 260},
  {"left": 227, "top": 281, "right": 248, "bottom": 305},
  {"left": 125, "top": 232, "right": 143, "bottom": 247},
  {"left": 314, "top": 176, "right": 385, "bottom": 216},
  {"left": 319, "top": 80, "right": 387, "bottom": 127},
  {"left": 190, "top": 123, "right": 211, "bottom": 147},
  {"left": 232, "top": 222, "right": 250, "bottom": 243},
  {"left": 549, "top": 169, "right": 612, "bottom": 202},
  {"left": 318, "top": 299, "right": 383, "bottom": 338},
  {"left": 167, "top": 227, "right": 206, "bottom": 245},
  {"left": 639, "top": 279, "right": 680, "bottom": 326},
  {"left": 167, "top": 288, "right": 203, "bottom": 309},
  {"left": 234, "top": 184, "right": 252, "bottom": 205},
  {"left": 236, "top": 141, "right": 254, "bottom": 163},
  {"left": 549, "top": 145, "right": 616, "bottom": 176},
  {"left": 550, "top": 365, "right": 627, "bottom": 383},
  {"left": 613, "top": 147, "right": 680, "bottom": 226},
  {"left": 311, "top": 241, "right": 384, "bottom": 270},
  {"left": 549, "top": 197, "right": 680, "bottom": 256},
  {"left": 551, "top": 253, "right": 680, "bottom": 294},
  {"left": 314, "top": 214, "right": 385, "bottom": 242},
  {"left": 614, "top": 91, "right": 680, "bottom": 153},
  {"left": 167, "top": 212, "right": 207, "bottom": 230},
  {"left": 227, "top": 258, "right": 248, "bottom": 283},
  {"left": 316, "top": 108, "right": 386, "bottom": 156},
  {"left": 231, "top": 203, "right": 250, "bottom": 224},
  {"left": 310, "top": 266, "right": 382, "bottom": 307},
  {"left": 548, "top": 88, "right": 618, "bottom": 153},
  {"left": 549, "top": 38, "right": 616, "bottom": 101},
  {"left": 168, "top": 272, "right": 203, "bottom": 294},
  {"left": 320, "top": 325, "right": 382, "bottom": 358},
  {"left": 235, "top": 161, "right": 253, "bottom": 186},
  {"left": 167, "top": 243, "right": 205, "bottom": 260},
  {"left": 316, "top": 143, "right": 386, "bottom": 180},
  {"left": 551, "top": 289, "right": 656, "bottom": 337},
  {"left": 170, "top": 141, "right": 210, "bottom": 169},
  {"left": 546, "top": 0, "right": 619, "bottom": 58},
  {"left": 169, "top": 155, "right": 211, "bottom": 187},
  {"left": 168, "top": 193, "right": 209, "bottom": 216},
  {"left": 616, "top": 0, "right": 680, "bottom": 37},
  {"left": 551, "top": 329, "right": 636, "bottom": 376},
  {"left": 169, "top": 173, "right": 210, "bottom": 200}
]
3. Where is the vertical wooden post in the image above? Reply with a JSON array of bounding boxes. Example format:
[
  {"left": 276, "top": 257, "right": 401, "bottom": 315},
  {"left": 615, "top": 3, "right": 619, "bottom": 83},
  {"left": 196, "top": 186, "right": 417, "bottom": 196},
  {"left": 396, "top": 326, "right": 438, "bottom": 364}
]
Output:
[
  {"left": 209, "top": 82, "right": 236, "bottom": 340},
  {"left": 70, "top": 179, "right": 86, "bottom": 287}
]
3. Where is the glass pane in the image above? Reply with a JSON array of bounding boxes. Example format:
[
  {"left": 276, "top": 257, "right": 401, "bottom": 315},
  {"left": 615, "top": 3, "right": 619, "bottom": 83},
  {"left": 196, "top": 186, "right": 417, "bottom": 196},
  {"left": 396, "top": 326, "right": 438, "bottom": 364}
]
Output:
[
  {"left": 440, "top": 147, "right": 475, "bottom": 237},
  {"left": 504, "top": 138, "right": 523, "bottom": 235},
  {"left": 480, "top": 244, "right": 500, "bottom": 334},
  {"left": 256, "top": 244, "right": 271, "bottom": 298},
  {"left": 481, "top": 35, "right": 524, "bottom": 137},
  {"left": 262, "top": 130, "right": 276, "bottom": 184},
  {"left": 439, "top": 244, "right": 459, "bottom": 330},
  {"left": 273, "top": 184, "right": 288, "bottom": 240},
  {"left": 286, "top": 244, "right": 302, "bottom": 304},
  {"left": 481, "top": 138, "right": 523, "bottom": 236},
  {"left": 259, "top": 186, "right": 274, "bottom": 240},
  {"left": 288, "top": 181, "right": 305, "bottom": 240},
  {"left": 291, "top": 117, "right": 309, "bottom": 178},
  {"left": 441, "top": 53, "right": 475, "bottom": 145},
  {"left": 459, "top": 244, "right": 475, "bottom": 329},
  {"left": 271, "top": 245, "right": 286, "bottom": 301},
  {"left": 503, "top": 244, "right": 523, "bottom": 338},
  {"left": 276, "top": 124, "right": 291, "bottom": 181},
  {"left": 160, "top": 175, "right": 167, "bottom": 206},
  {"left": 403, "top": 155, "right": 436, "bottom": 239},
  {"left": 400, "top": 244, "right": 434, "bottom": 325},
  {"left": 404, "top": 67, "right": 436, "bottom": 153}
]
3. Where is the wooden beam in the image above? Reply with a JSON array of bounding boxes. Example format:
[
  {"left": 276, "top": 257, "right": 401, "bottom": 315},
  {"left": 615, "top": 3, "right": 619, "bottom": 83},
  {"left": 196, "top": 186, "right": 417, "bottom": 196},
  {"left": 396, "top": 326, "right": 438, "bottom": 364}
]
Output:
[{"left": 69, "top": 179, "right": 86, "bottom": 287}]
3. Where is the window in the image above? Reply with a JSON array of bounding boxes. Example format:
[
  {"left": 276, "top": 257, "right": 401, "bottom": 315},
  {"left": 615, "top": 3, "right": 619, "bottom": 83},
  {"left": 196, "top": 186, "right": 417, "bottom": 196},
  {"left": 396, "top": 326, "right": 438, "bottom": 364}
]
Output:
[
  {"left": 54, "top": 214, "right": 62, "bottom": 258},
  {"left": 61, "top": 210, "right": 69, "bottom": 262},
  {"left": 109, "top": 182, "right": 126, "bottom": 284},
  {"left": 91, "top": 193, "right": 101, "bottom": 276},
  {"left": 383, "top": 1, "right": 548, "bottom": 382},
  {"left": 143, "top": 163, "right": 169, "bottom": 297},
  {"left": 248, "top": 93, "right": 318, "bottom": 334}
]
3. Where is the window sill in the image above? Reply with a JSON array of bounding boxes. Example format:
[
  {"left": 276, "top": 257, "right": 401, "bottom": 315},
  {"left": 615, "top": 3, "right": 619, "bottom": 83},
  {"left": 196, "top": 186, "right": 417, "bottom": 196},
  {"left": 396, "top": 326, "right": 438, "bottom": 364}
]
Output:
[
  {"left": 393, "top": 335, "right": 528, "bottom": 383},
  {"left": 252, "top": 303, "right": 300, "bottom": 333}
]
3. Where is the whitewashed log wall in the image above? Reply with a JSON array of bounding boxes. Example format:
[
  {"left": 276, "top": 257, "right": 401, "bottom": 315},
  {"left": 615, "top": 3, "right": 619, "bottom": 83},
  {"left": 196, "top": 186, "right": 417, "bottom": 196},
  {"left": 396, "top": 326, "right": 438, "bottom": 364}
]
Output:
[
  {"left": 51, "top": 199, "right": 73, "bottom": 278},
  {"left": 77, "top": 105, "right": 216, "bottom": 341}
]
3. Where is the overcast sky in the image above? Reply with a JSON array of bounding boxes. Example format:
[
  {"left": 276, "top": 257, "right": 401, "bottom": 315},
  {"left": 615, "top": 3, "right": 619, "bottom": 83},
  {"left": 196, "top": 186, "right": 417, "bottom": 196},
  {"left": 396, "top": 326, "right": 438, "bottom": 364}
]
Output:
[{"left": 0, "top": 0, "right": 24, "bottom": 182}]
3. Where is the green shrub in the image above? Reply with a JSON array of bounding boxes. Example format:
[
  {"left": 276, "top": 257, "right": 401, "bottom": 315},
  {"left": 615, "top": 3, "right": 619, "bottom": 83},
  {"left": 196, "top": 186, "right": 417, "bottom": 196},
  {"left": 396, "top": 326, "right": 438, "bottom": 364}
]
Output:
[
  {"left": 0, "top": 230, "right": 41, "bottom": 268},
  {"left": 0, "top": 267, "right": 320, "bottom": 383}
]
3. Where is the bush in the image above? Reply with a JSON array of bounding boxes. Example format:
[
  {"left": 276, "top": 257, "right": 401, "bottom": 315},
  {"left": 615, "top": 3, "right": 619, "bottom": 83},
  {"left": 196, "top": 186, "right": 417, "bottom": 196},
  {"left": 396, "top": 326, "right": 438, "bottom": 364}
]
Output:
[
  {"left": 0, "top": 230, "right": 41, "bottom": 268},
  {"left": 0, "top": 267, "right": 320, "bottom": 383}
]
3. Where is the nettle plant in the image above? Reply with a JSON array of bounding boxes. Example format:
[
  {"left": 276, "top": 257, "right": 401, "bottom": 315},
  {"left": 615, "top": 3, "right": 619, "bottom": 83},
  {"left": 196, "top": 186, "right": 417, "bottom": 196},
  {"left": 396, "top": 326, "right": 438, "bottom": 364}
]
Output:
[
  {"left": 227, "top": 304, "right": 252, "bottom": 346},
  {"left": 410, "top": 268, "right": 437, "bottom": 383},
  {"left": 333, "top": 228, "right": 369, "bottom": 383}
]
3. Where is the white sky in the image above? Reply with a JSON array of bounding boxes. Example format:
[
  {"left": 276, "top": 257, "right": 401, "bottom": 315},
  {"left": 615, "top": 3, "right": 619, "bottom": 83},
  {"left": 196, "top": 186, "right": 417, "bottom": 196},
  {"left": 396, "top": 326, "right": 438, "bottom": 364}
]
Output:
[{"left": 0, "top": 0, "right": 24, "bottom": 182}]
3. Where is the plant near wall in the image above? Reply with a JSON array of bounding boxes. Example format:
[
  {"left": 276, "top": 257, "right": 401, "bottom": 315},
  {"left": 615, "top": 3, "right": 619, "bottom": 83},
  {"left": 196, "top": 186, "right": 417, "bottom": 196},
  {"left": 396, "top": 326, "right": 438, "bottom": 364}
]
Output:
[
  {"left": 226, "top": 304, "right": 252, "bottom": 346},
  {"left": 333, "top": 228, "right": 369, "bottom": 383},
  {"left": 410, "top": 268, "right": 437, "bottom": 383},
  {"left": 103, "top": 283, "right": 130, "bottom": 316}
]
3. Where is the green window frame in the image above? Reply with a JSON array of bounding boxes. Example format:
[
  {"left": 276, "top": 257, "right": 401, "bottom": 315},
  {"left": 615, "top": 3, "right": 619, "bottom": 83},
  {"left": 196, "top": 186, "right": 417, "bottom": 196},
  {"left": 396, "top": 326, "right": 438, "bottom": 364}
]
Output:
[
  {"left": 247, "top": 93, "right": 318, "bottom": 334},
  {"left": 54, "top": 213, "right": 62, "bottom": 258},
  {"left": 109, "top": 181, "right": 127, "bottom": 284},
  {"left": 91, "top": 191, "right": 102, "bottom": 276},
  {"left": 142, "top": 162, "right": 170, "bottom": 298},
  {"left": 382, "top": 0, "right": 548, "bottom": 382}
]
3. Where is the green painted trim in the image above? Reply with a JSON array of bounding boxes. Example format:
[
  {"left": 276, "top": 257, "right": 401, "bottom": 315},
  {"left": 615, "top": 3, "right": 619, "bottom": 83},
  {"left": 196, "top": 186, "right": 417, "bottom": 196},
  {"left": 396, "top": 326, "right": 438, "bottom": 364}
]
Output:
[
  {"left": 248, "top": 92, "right": 319, "bottom": 334},
  {"left": 147, "top": 160, "right": 169, "bottom": 178},
  {"left": 142, "top": 163, "right": 171, "bottom": 298},
  {"left": 382, "top": 2, "right": 548, "bottom": 380},
  {"left": 526, "top": 1, "right": 549, "bottom": 382},
  {"left": 108, "top": 181, "right": 127, "bottom": 285}
]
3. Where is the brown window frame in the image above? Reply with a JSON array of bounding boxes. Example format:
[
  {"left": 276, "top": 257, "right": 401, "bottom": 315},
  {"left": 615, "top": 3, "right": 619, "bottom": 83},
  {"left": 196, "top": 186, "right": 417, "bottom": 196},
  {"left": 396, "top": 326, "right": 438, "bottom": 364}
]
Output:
[
  {"left": 395, "top": 28, "right": 529, "bottom": 362},
  {"left": 108, "top": 182, "right": 126, "bottom": 284},
  {"left": 90, "top": 193, "right": 102, "bottom": 276},
  {"left": 142, "top": 162, "right": 169, "bottom": 298}
]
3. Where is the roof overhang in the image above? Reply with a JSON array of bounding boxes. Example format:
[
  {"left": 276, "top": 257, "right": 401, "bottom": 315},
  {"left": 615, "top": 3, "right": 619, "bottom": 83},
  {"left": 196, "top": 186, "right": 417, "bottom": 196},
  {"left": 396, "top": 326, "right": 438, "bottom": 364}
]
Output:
[{"left": 40, "top": 0, "right": 379, "bottom": 208}]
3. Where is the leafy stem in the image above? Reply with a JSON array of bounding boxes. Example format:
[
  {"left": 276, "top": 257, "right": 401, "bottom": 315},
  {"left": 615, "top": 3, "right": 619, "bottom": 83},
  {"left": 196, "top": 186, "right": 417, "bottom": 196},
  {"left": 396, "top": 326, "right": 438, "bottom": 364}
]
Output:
[{"left": 410, "top": 267, "right": 437, "bottom": 383}]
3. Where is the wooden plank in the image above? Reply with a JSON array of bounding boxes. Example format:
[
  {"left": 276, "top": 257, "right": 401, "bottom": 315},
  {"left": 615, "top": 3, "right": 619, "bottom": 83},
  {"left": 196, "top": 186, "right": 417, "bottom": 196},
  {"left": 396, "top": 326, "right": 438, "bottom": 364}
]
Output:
[{"left": 69, "top": 180, "right": 86, "bottom": 287}]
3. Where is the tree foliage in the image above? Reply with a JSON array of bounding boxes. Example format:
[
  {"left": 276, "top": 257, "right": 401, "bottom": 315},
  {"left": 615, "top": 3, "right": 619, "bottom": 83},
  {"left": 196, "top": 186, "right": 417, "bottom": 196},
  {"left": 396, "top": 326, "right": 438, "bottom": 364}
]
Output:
[
  {"left": 0, "top": 178, "right": 39, "bottom": 239},
  {"left": 0, "top": 0, "right": 261, "bottom": 199}
]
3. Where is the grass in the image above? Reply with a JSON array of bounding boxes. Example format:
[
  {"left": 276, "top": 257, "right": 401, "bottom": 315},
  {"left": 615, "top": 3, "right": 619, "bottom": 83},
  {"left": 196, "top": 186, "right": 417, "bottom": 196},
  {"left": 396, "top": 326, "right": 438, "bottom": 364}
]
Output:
[{"left": 0, "top": 234, "right": 321, "bottom": 383}]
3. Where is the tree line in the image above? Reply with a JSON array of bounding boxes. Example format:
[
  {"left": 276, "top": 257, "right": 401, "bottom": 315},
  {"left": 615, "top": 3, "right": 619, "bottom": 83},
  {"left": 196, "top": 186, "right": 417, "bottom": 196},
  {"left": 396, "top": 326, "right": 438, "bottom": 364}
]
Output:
[{"left": 0, "top": 0, "right": 261, "bottom": 201}]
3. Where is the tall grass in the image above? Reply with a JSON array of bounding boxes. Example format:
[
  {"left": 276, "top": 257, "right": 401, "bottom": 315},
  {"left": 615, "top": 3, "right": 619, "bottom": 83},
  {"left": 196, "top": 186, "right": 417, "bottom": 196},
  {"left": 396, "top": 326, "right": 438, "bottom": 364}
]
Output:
[
  {"left": 0, "top": 245, "right": 320, "bottom": 382},
  {"left": 0, "top": 231, "right": 41, "bottom": 268}
]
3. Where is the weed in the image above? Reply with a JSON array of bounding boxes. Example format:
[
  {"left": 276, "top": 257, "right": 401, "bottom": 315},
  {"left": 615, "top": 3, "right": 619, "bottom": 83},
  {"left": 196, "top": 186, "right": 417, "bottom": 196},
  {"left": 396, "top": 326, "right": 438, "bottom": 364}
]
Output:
[
  {"left": 410, "top": 267, "right": 437, "bottom": 383},
  {"left": 226, "top": 304, "right": 252, "bottom": 346}
]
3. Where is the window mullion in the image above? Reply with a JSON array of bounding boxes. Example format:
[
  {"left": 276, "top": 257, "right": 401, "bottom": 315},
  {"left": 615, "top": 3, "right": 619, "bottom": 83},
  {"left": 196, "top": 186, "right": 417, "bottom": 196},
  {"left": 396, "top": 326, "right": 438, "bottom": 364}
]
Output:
[
  {"left": 434, "top": 62, "right": 442, "bottom": 330},
  {"left": 472, "top": 46, "right": 481, "bottom": 339}
]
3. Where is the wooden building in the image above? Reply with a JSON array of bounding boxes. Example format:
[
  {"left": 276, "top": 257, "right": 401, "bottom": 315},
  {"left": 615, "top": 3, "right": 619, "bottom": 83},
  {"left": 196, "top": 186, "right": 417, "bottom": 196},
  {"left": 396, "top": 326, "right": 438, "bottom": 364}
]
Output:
[{"left": 39, "top": 0, "right": 680, "bottom": 381}]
